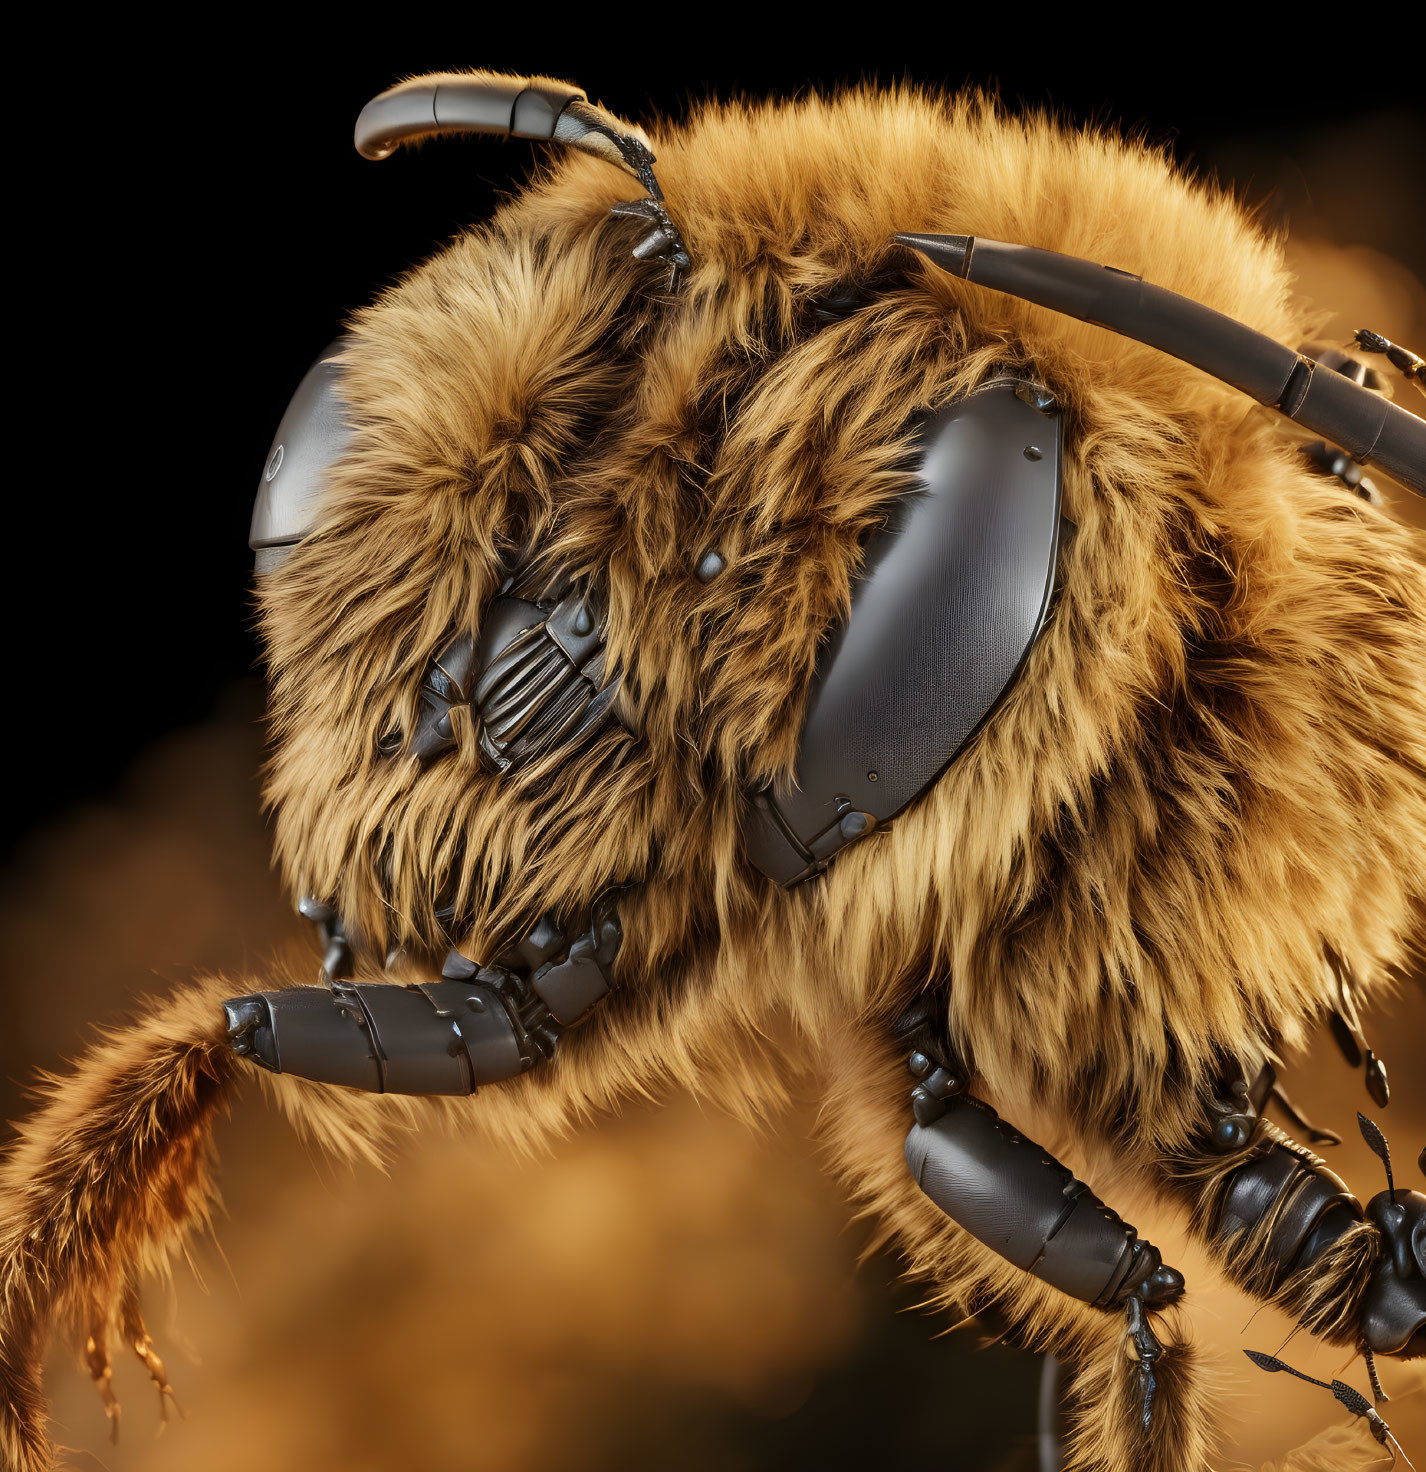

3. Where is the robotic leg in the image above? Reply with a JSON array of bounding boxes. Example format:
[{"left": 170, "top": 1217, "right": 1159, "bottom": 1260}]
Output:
[
  {"left": 895, "top": 1004, "right": 1184, "bottom": 1426},
  {"left": 223, "top": 893, "right": 623, "bottom": 1094}
]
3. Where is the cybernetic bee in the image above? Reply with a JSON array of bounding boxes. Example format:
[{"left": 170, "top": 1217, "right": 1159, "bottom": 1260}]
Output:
[{"left": 3, "top": 71, "right": 1425, "bottom": 1472}]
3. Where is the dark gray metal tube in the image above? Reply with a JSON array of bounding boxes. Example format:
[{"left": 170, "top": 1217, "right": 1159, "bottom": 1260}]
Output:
[
  {"left": 355, "top": 76, "right": 586, "bottom": 162},
  {"left": 905, "top": 1096, "right": 1181, "bottom": 1309},
  {"left": 896, "top": 233, "right": 1426, "bottom": 498},
  {"left": 222, "top": 980, "right": 528, "bottom": 1094}
]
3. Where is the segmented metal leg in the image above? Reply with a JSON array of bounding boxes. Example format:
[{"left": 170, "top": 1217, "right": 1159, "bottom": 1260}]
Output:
[
  {"left": 894, "top": 998, "right": 1185, "bottom": 1425},
  {"left": 224, "top": 894, "right": 623, "bottom": 1095},
  {"left": 898, "top": 1016, "right": 1185, "bottom": 1316}
]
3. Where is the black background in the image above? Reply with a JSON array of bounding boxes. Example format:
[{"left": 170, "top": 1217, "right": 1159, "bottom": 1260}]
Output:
[{"left": 9, "top": 23, "right": 1424, "bottom": 848}]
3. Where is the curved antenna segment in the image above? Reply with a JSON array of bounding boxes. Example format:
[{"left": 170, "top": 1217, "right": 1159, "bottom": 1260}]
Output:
[{"left": 354, "top": 72, "right": 689, "bottom": 284}]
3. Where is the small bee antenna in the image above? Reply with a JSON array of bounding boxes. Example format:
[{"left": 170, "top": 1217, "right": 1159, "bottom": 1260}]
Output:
[
  {"left": 1359, "top": 1112, "right": 1397, "bottom": 1205},
  {"left": 353, "top": 72, "right": 692, "bottom": 287},
  {"left": 1355, "top": 329, "right": 1426, "bottom": 403},
  {"left": 1244, "top": 1348, "right": 1335, "bottom": 1391},
  {"left": 1244, "top": 1352, "right": 1413, "bottom": 1470}
]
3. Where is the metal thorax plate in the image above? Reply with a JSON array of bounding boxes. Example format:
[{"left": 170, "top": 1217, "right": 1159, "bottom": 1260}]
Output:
[
  {"left": 384, "top": 584, "right": 621, "bottom": 772},
  {"left": 746, "top": 377, "right": 1064, "bottom": 886},
  {"left": 249, "top": 340, "right": 353, "bottom": 574}
]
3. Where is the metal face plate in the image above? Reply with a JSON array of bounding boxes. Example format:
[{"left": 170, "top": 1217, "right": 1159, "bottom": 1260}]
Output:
[{"left": 748, "top": 378, "right": 1063, "bottom": 884}]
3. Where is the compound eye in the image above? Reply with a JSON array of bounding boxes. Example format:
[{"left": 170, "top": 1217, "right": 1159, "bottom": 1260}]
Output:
[{"left": 250, "top": 339, "right": 353, "bottom": 574}]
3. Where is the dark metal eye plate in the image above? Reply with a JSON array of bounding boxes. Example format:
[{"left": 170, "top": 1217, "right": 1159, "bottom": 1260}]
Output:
[
  {"left": 746, "top": 377, "right": 1064, "bottom": 886},
  {"left": 249, "top": 339, "right": 354, "bottom": 575}
]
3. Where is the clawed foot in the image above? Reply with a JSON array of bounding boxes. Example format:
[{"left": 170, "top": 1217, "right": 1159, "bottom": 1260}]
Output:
[
  {"left": 84, "top": 1289, "right": 182, "bottom": 1440},
  {"left": 83, "top": 1313, "right": 120, "bottom": 1443},
  {"left": 121, "top": 1286, "right": 182, "bottom": 1424}
]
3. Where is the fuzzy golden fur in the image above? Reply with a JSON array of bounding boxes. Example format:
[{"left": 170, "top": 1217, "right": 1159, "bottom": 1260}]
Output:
[{"left": 4, "top": 79, "right": 1426, "bottom": 1471}]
